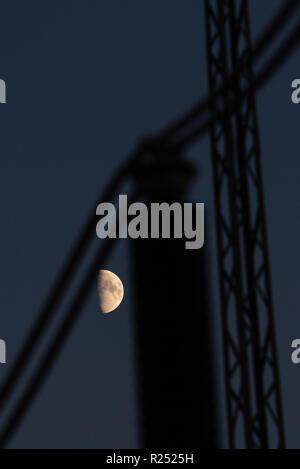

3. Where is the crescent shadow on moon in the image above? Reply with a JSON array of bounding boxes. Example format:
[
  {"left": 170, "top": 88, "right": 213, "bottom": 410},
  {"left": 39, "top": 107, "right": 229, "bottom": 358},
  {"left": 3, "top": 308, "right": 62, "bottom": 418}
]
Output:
[{"left": 98, "top": 269, "right": 124, "bottom": 313}]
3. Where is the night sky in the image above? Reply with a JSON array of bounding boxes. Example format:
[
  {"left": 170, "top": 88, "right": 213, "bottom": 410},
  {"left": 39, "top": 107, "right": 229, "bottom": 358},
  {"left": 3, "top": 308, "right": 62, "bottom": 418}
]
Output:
[{"left": 0, "top": 0, "right": 299, "bottom": 448}]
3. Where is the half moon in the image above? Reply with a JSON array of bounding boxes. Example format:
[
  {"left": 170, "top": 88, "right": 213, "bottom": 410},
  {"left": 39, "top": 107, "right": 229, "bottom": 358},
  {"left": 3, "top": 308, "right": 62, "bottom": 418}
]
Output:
[{"left": 98, "top": 270, "right": 124, "bottom": 313}]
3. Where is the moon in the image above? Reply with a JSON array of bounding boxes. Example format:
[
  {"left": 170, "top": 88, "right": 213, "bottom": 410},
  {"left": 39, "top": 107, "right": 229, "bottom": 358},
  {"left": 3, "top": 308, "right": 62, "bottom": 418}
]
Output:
[{"left": 98, "top": 270, "right": 124, "bottom": 314}]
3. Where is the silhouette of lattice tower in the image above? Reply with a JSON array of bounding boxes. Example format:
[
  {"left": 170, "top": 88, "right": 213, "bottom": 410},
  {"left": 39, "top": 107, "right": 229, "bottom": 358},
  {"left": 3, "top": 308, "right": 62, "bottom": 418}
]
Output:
[{"left": 205, "top": 0, "right": 285, "bottom": 448}]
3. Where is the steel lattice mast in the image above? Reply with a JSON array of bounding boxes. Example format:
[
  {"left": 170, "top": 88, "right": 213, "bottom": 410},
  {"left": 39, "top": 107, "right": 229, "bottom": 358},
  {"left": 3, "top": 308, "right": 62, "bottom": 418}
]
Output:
[{"left": 205, "top": 0, "right": 285, "bottom": 448}]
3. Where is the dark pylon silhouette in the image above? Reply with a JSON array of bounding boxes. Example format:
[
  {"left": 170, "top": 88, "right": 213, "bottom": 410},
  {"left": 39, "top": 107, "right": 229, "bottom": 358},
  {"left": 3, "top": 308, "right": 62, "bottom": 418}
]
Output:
[
  {"left": 205, "top": 0, "right": 285, "bottom": 448},
  {"left": 130, "top": 152, "right": 218, "bottom": 448}
]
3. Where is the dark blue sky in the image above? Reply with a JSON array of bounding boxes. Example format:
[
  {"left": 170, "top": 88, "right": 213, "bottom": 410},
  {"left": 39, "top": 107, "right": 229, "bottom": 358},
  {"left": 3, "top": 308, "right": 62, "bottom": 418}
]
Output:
[{"left": 0, "top": 0, "right": 299, "bottom": 448}]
